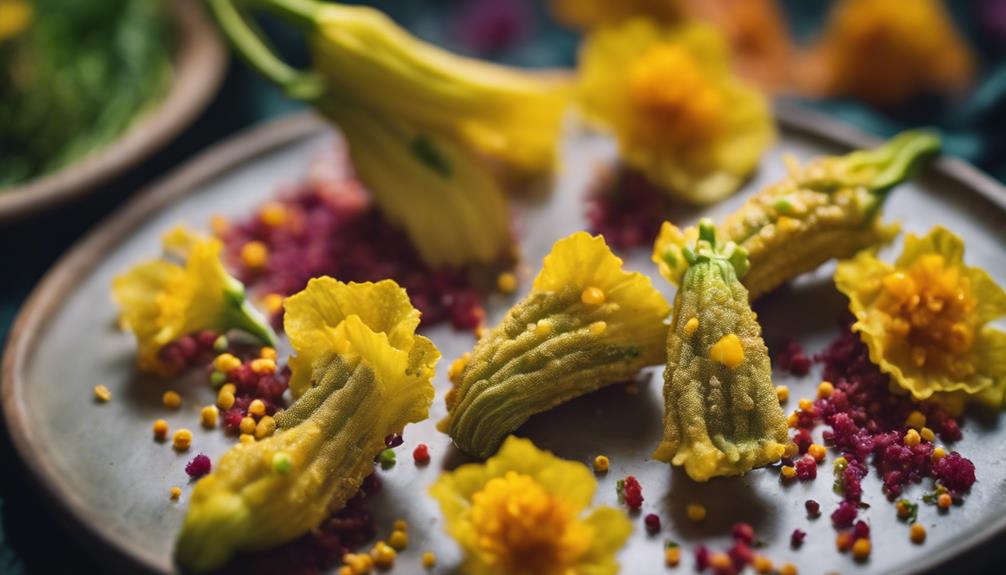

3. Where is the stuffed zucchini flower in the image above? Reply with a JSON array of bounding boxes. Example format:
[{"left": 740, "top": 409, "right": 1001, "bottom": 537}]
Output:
[
  {"left": 835, "top": 227, "right": 1006, "bottom": 412},
  {"left": 111, "top": 227, "right": 274, "bottom": 376},
  {"left": 430, "top": 436, "right": 631, "bottom": 575},
  {"left": 654, "top": 220, "right": 787, "bottom": 481},
  {"left": 578, "top": 19, "right": 774, "bottom": 204},
  {"left": 439, "top": 232, "right": 670, "bottom": 458},
  {"left": 654, "top": 130, "right": 940, "bottom": 299},
  {"left": 208, "top": 0, "right": 569, "bottom": 266},
  {"left": 175, "top": 278, "right": 438, "bottom": 572}
]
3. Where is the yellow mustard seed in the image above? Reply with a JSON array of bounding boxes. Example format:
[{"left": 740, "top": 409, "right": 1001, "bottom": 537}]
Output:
[
  {"left": 239, "top": 416, "right": 256, "bottom": 435},
  {"left": 162, "top": 390, "right": 182, "bottom": 409},
  {"left": 370, "top": 541, "right": 396, "bottom": 569},
  {"left": 710, "top": 333, "right": 744, "bottom": 368},
  {"left": 938, "top": 493, "right": 952, "bottom": 510},
  {"left": 263, "top": 293, "right": 284, "bottom": 314},
  {"left": 250, "top": 358, "right": 276, "bottom": 375},
  {"left": 422, "top": 551, "right": 437, "bottom": 569},
  {"left": 217, "top": 390, "right": 236, "bottom": 411},
  {"left": 210, "top": 215, "right": 230, "bottom": 237},
  {"left": 170, "top": 486, "right": 182, "bottom": 501},
  {"left": 783, "top": 442, "right": 799, "bottom": 458},
  {"left": 248, "top": 399, "right": 267, "bottom": 417},
  {"left": 240, "top": 240, "right": 269, "bottom": 269},
  {"left": 93, "top": 384, "right": 112, "bottom": 402},
  {"left": 260, "top": 201, "right": 288, "bottom": 227},
  {"left": 255, "top": 415, "right": 277, "bottom": 439},
  {"left": 779, "top": 562, "right": 798, "bottom": 575},
  {"left": 906, "top": 410, "right": 926, "bottom": 430},
  {"left": 910, "top": 522, "right": 926, "bottom": 544},
  {"left": 709, "top": 553, "right": 731, "bottom": 571},
  {"left": 448, "top": 353, "right": 469, "bottom": 383},
  {"left": 593, "top": 455, "right": 609, "bottom": 473},
  {"left": 904, "top": 428, "right": 921, "bottom": 447},
  {"left": 214, "top": 353, "right": 241, "bottom": 373},
  {"left": 686, "top": 503, "right": 706, "bottom": 522},
  {"left": 260, "top": 346, "right": 277, "bottom": 360},
  {"left": 808, "top": 443, "right": 826, "bottom": 463},
  {"left": 836, "top": 531, "right": 854, "bottom": 552},
  {"left": 683, "top": 317, "right": 699, "bottom": 336},
  {"left": 776, "top": 385, "right": 789, "bottom": 402},
  {"left": 852, "top": 538, "right": 871, "bottom": 561},
  {"left": 920, "top": 427, "right": 935, "bottom": 442},
  {"left": 581, "top": 286, "right": 605, "bottom": 306},
  {"left": 173, "top": 429, "right": 192, "bottom": 451},
  {"left": 753, "top": 555, "right": 773, "bottom": 574},
  {"left": 665, "top": 545, "right": 681, "bottom": 567},
  {"left": 932, "top": 446, "right": 947, "bottom": 461},
  {"left": 534, "top": 319, "right": 553, "bottom": 337},
  {"left": 787, "top": 412, "right": 799, "bottom": 428},
  {"left": 496, "top": 272, "right": 517, "bottom": 294},
  {"left": 780, "top": 465, "right": 797, "bottom": 480},
  {"left": 798, "top": 398, "right": 814, "bottom": 412},
  {"left": 388, "top": 529, "right": 408, "bottom": 550},
  {"left": 152, "top": 419, "right": 169, "bottom": 440},
  {"left": 200, "top": 405, "right": 218, "bottom": 429},
  {"left": 239, "top": 434, "right": 255, "bottom": 445},
  {"left": 393, "top": 519, "right": 407, "bottom": 532},
  {"left": 589, "top": 320, "right": 607, "bottom": 336},
  {"left": 220, "top": 383, "right": 236, "bottom": 395},
  {"left": 817, "top": 381, "right": 835, "bottom": 398},
  {"left": 344, "top": 553, "right": 373, "bottom": 574}
]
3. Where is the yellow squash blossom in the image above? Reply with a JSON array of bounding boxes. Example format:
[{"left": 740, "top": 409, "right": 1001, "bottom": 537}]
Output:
[
  {"left": 430, "top": 436, "right": 631, "bottom": 575},
  {"left": 208, "top": 0, "right": 570, "bottom": 266},
  {"left": 835, "top": 227, "right": 1006, "bottom": 411},
  {"left": 111, "top": 227, "right": 274, "bottom": 376},
  {"left": 176, "top": 278, "right": 438, "bottom": 572},
  {"left": 578, "top": 19, "right": 775, "bottom": 204},
  {"left": 812, "top": 0, "right": 974, "bottom": 106}
]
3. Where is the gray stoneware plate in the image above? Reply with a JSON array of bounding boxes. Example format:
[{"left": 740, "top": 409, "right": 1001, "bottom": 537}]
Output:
[
  {"left": 0, "top": 0, "right": 226, "bottom": 223},
  {"left": 4, "top": 107, "right": 1006, "bottom": 575}
]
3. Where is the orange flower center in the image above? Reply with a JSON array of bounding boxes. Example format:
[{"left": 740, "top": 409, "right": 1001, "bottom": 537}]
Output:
[
  {"left": 628, "top": 44, "right": 723, "bottom": 148},
  {"left": 879, "top": 254, "right": 976, "bottom": 377},
  {"left": 470, "top": 471, "right": 591, "bottom": 575}
]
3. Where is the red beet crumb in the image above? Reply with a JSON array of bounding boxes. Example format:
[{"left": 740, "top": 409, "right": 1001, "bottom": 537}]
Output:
[
  {"left": 777, "top": 339, "right": 812, "bottom": 376},
  {"left": 791, "top": 322, "right": 976, "bottom": 533},
  {"left": 933, "top": 452, "right": 976, "bottom": 494},
  {"left": 412, "top": 443, "right": 430, "bottom": 465},
  {"left": 731, "top": 522, "right": 755, "bottom": 545},
  {"left": 644, "top": 513, "right": 661, "bottom": 534},
  {"left": 619, "top": 476, "right": 644, "bottom": 510},
  {"left": 220, "top": 146, "right": 512, "bottom": 332},
  {"left": 853, "top": 520, "right": 870, "bottom": 541},
  {"left": 585, "top": 167, "right": 673, "bottom": 251},
  {"left": 795, "top": 455, "right": 817, "bottom": 480},
  {"left": 727, "top": 541, "right": 753, "bottom": 569},
  {"left": 790, "top": 529, "right": 806, "bottom": 548},
  {"left": 694, "top": 545, "right": 710, "bottom": 571},
  {"left": 805, "top": 499, "right": 821, "bottom": 518},
  {"left": 185, "top": 454, "right": 212, "bottom": 479},
  {"left": 159, "top": 331, "right": 220, "bottom": 372}
]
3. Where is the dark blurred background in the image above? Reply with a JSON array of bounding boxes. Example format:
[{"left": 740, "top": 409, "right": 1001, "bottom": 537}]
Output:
[{"left": 0, "top": 0, "right": 1003, "bottom": 572}]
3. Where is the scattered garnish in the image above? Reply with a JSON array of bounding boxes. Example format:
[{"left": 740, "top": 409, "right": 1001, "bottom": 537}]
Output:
[
  {"left": 93, "top": 384, "right": 112, "bottom": 403},
  {"left": 185, "top": 455, "right": 212, "bottom": 479},
  {"left": 172, "top": 429, "right": 192, "bottom": 452}
]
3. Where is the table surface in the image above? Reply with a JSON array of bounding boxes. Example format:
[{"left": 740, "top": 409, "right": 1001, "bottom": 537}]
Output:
[{"left": 2, "top": 2, "right": 1005, "bottom": 573}]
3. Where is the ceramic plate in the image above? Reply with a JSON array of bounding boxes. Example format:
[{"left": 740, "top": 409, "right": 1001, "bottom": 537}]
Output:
[
  {"left": 0, "top": 0, "right": 226, "bottom": 223},
  {"left": 4, "top": 108, "right": 1006, "bottom": 574}
]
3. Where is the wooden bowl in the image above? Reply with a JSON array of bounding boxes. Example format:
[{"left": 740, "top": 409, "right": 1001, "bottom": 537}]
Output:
[{"left": 0, "top": 0, "right": 227, "bottom": 224}]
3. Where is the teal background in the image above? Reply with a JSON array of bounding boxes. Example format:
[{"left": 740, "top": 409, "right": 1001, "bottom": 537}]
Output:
[{"left": 0, "top": 0, "right": 1003, "bottom": 572}]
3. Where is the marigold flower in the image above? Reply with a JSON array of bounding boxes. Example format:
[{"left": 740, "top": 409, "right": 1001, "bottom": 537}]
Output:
[
  {"left": 835, "top": 227, "right": 1006, "bottom": 411},
  {"left": 578, "top": 19, "right": 774, "bottom": 204},
  {"left": 813, "top": 0, "right": 974, "bottom": 106},
  {"left": 111, "top": 227, "right": 275, "bottom": 376},
  {"left": 429, "top": 436, "right": 631, "bottom": 575}
]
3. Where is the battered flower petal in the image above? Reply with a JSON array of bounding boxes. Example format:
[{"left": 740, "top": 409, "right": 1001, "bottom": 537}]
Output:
[{"left": 835, "top": 227, "right": 1006, "bottom": 409}]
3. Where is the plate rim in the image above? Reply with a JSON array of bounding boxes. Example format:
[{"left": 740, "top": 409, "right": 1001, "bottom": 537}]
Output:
[
  {"left": 0, "top": 0, "right": 228, "bottom": 223},
  {"left": 3, "top": 106, "right": 1005, "bottom": 574}
]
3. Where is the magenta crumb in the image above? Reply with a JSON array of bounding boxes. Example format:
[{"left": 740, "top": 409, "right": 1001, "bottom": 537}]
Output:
[
  {"left": 731, "top": 522, "right": 755, "bottom": 545},
  {"left": 185, "top": 454, "right": 212, "bottom": 479},
  {"left": 644, "top": 513, "right": 661, "bottom": 534},
  {"left": 805, "top": 499, "right": 821, "bottom": 518},
  {"left": 791, "top": 529, "right": 806, "bottom": 548}
]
